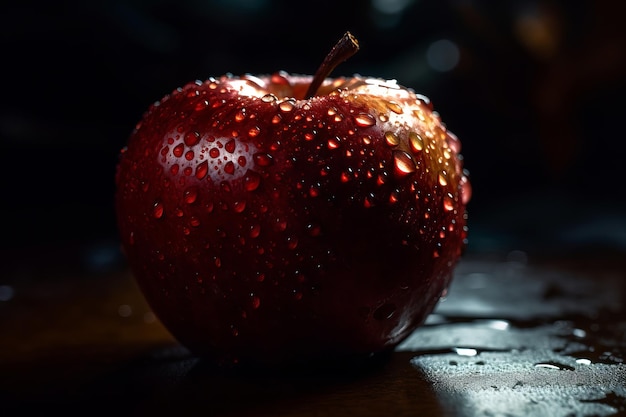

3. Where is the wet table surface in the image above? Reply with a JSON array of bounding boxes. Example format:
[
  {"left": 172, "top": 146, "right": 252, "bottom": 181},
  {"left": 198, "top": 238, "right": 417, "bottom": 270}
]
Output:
[{"left": 1, "top": 246, "right": 625, "bottom": 417}]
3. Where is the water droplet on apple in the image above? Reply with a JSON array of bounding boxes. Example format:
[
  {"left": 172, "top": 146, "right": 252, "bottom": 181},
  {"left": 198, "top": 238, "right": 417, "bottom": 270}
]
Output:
[
  {"left": 306, "top": 223, "right": 321, "bottom": 236},
  {"left": 173, "top": 143, "right": 184, "bottom": 158},
  {"left": 460, "top": 175, "right": 472, "bottom": 205},
  {"left": 224, "top": 161, "right": 235, "bottom": 175},
  {"left": 327, "top": 137, "right": 340, "bottom": 149},
  {"left": 443, "top": 193, "right": 455, "bottom": 211},
  {"left": 253, "top": 153, "right": 273, "bottom": 167},
  {"left": 244, "top": 171, "right": 261, "bottom": 191},
  {"left": 261, "top": 94, "right": 277, "bottom": 103},
  {"left": 194, "top": 100, "right": 208, "bottom": 111},
  {"left": 225, "top": 139, "right": 236, "bottom": 153},
  {"left": 386, "top": 101, "right": 403, "bottom": 114},
  {"left": 393, "top": 150, "right": 416, "bottom": 176},
  {"left": 184, "top": 131, "right": 200, "bottom": 146},
  {"left": 235, "top": 109, "right": 246, "bottom": 122},
  {"left": 196, "top": 161, "right": 208, "bottom": 179},
  {"left": 209, "top": 148, "right": 220, "bottom": 158},
  {"left": 435, "top": 288, "right": 447, "bottom": 302},
  {"left": 275, "top": 218, "right": 288, "bottom": 232},
  {"left": 185, "top": 150, "right": 194, "bottom": 161},
  {"left": 251, "top": 295, "right": 261, "bottom": 309},
  {"left": 385, "top": 131, "right": 400, "bottom": 147},
  {"left": 279, "top": 99, "right": 296, "bottom": 112},
  {"left": 373, "top": 303, "right": 396, "bottom": 320},
  {"left": 152, "top": 201, "right": 164, "bottom": 219},
  {"left": 446, "top": 131, "right": 461, "bottom": 153},
  {"left": 271, "top": 71, "right": 291, "bottom": 85},
  {"left": 438, "top": 171, "right": 448, "bottom": 186},
  {"left": 248, "top": 126, "right": 261, "bottom": 138},
  {"left": 190, "top": 217, "right": 200, "bottom": 227},
  {"left": 354, "top": 113, "right": 376, "bottom": 127},
  {"left": 233, "top": 201, "right": 246, "bottom": 213},
  {"left": 286, "top": 236, "right": 298, "bottom": 250},
  {"left": 184, "top": 187, "right": 198, "bottom": 204},
  {"left": 309, "top": 185, "right": 320, "bottom": 197},
  {"left": 409, "top": 132, "right": 424, "bottom": 152},
  {"left": 250, "top": 224, "right": 261, "bottom": 238},
  {"left": 170, "top": 164, "right": 180, "bottom": 175}
]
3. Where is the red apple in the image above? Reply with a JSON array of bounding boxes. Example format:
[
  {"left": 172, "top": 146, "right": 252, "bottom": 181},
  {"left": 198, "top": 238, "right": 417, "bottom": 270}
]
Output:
[{"left": 115, "top": 32, "right": 471, "bottom": 368}]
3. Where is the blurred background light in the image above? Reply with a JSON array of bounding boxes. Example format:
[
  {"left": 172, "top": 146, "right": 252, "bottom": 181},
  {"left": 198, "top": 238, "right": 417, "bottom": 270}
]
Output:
[
  {"left": 371, "top": 0, "right": 415, "bottom": 15},
  {"left": 0, "top": 285, "right": 15, "bottom": 302},
  {"left": 426, "top": 39, "right": 460, "bottom": 72},
  {"left": 370, "top": 0, "right": 416, "bottom": 28}
]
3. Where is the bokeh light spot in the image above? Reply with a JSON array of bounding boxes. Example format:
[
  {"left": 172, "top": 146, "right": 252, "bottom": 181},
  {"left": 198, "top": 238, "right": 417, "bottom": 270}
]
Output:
[{"left": 426, "top": 39, "right": 460, "bottom": 72}]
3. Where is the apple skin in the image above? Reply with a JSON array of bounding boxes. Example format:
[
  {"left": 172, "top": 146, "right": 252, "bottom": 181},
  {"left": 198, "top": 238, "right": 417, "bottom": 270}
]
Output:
[{"left": 115, "top": 72, "right": 470, "bottom": 367}]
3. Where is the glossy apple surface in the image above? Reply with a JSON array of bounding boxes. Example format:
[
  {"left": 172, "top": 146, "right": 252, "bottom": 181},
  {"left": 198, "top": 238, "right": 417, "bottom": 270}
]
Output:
[{"left": 115, "top": 69, "right": 471, "bottom": 367}]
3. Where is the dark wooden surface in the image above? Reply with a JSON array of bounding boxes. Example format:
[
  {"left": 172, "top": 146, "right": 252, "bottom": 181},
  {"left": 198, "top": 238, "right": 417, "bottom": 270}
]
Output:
[{"left": 1, "top": 247, "right": 625, "bottom": 417}]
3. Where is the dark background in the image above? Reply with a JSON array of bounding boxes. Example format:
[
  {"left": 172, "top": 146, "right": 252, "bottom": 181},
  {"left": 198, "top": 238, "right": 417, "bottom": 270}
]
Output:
[{"left": 2, "top": 0, "right": 626, "bottom": 274}]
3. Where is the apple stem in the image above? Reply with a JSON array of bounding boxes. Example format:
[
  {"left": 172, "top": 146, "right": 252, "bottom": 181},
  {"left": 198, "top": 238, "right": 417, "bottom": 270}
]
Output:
[{"left": 304, "top": 32, "right": 360, "bottom": 99}]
